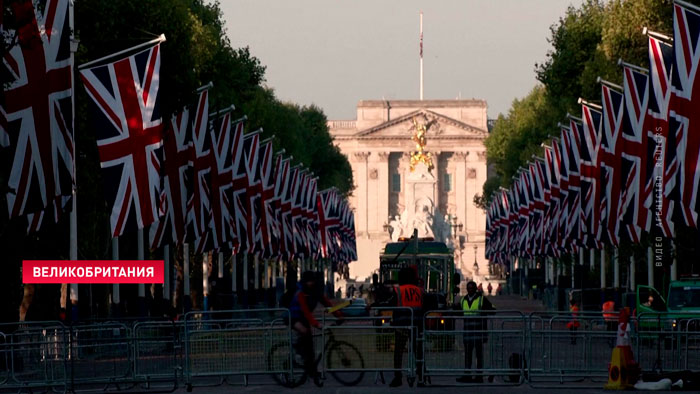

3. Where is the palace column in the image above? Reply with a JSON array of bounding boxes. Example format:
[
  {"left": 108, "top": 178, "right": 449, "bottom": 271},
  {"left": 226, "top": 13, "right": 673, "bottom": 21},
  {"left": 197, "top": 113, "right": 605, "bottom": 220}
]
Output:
[
  {"left": 376, "top": 152, "right": 390, "bottom": 233},
  {"left": 432, "top": 151, "right": 441, "bottom": 211},
  {"left": 453, "top": 151, "right": 468, "bottom": 230},
  {"left": 352, "top": 152, "right": 371, "bottom": 237}
]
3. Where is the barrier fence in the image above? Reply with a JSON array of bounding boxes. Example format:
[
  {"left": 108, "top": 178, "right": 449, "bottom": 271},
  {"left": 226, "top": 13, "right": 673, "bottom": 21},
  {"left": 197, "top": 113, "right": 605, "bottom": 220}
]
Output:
[{"left": 0, "top": 309, "right": 698, "bottom": 391}]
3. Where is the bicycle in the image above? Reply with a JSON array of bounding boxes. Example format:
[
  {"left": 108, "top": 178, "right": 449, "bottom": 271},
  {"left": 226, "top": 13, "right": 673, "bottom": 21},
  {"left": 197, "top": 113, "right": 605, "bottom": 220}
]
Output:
[{"left": 267, "top": 319, "right": 365, "bottom": 387}]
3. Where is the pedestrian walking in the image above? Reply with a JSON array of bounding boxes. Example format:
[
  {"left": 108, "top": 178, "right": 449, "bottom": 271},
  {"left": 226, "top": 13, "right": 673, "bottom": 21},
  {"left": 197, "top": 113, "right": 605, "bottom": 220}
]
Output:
[
  {"left": 487, "top": 283, "right": 493, "bottom": 296},
  {"left": 456, "top": 281, "right": 495, "bottom": 384}
]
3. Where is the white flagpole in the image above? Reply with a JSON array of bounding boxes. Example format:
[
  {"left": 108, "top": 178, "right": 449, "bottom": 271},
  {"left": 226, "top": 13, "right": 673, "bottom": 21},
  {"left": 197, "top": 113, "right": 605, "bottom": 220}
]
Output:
[
  {"left": 600, "top": 249, "right": 607, "bottom": 288},
  {"left": 254, "top": 254, "right": 260, "bottom": 290},
  {"left": 203, "top": 252, "right": 210, "bottom": 311},
  {"left": 419, "top": 11, "right": 424, "bottom": 101},
  {"left": 137, "top": 229, "right": 146, "bottom": 313},
  {"left": 232, "top": 253, "right": 237, "bottom": 293},
  {"left": 78, "top": 34, "right": 166, "bottom": 70},
  {"left": 111, "top": 237, "right": 120, "bottom": 310},
  {"left": 69, "top": 0, "right": 79, "bottom": 313},
  {"left": 218, "top": 252, "right": 224, "bottom": 279},
  {"left": 647, "top": 246, "right": 654, "bottom": 287},
  {"left": 243, "top": 254, "right": 249, "bottom": 291},
  {"left": 629, "top": 255, "right": 635, "bottom": 291},
  {"left": 613, "top": 248, "right": 620, "bottom": 288},
  {"left": 163, "top": 245, "right": 170, "bottom": 301},
  {"left": 184, "top": 243, "right": 190, "bottom": 311}
]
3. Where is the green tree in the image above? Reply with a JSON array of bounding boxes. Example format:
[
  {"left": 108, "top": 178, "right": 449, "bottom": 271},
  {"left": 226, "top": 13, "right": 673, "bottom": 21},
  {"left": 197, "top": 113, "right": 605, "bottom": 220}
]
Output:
[
  {"left": 484, "top": 0, "right": 679, "bottom": 203},
  {"left": 1, "top": 0, "right": 353, "bottom": 321}
]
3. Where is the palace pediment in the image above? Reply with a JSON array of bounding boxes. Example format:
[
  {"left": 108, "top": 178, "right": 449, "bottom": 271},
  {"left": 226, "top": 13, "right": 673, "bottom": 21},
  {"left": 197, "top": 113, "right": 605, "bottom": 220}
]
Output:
[{"left": 352, "top": 109, "right": 487, "bottom": 140}]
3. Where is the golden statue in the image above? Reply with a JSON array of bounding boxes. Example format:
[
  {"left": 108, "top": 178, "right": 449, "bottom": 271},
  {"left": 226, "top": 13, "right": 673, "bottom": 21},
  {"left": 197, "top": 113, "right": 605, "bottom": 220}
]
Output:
[{"left": 410, "top": 117, "right": 434, "bottom": 172}]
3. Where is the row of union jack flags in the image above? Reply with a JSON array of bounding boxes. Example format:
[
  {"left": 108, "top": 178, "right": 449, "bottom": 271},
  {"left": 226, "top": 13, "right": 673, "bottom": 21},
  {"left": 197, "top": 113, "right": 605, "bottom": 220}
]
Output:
[
  {"left": 2, "top": 0, "right": 357, "bottom": 263},
  {"left": 486, "top": 1, "right": 700, "bottom": 265}
]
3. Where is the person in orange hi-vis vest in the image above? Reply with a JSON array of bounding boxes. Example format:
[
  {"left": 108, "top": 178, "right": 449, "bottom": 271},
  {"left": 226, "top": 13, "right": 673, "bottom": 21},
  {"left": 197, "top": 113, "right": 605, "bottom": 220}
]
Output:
[
  {"left": 389, "top": 267, "right": 424, "bottom": 387},
  {"left": 602, "top": 298, "right": 617, "bottom": 347},
  {"left": 567, "top": 299, "right": 581, "bottom": 344}
]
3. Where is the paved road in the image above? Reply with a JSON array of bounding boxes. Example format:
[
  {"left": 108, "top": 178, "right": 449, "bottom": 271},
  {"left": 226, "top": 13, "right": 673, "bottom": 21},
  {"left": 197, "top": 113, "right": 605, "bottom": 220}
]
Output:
[{"left": 167, "top": 378, "right": 611, "bottom": 393}]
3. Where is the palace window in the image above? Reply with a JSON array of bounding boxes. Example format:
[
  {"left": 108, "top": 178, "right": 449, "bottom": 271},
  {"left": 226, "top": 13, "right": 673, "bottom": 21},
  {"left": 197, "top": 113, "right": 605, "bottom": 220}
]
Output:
[
  {"left": 443, "top": 173, "right": 452, "bottom": 192},
  {"left": 392, "top": 173, "right": 401, "bottom": 192}
]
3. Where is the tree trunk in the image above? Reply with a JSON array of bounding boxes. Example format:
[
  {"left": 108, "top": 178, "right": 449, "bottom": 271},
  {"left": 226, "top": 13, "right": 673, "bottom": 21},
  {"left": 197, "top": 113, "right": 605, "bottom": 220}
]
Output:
[{"left": 19, "top": 284, "right": 35, "bottom": 321}]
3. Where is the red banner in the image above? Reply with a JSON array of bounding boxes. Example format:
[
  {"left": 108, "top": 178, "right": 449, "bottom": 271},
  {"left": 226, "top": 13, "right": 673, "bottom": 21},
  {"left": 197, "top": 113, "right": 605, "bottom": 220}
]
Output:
[{"left": 23, "top": 260, "right": 164, "bottom": 284}]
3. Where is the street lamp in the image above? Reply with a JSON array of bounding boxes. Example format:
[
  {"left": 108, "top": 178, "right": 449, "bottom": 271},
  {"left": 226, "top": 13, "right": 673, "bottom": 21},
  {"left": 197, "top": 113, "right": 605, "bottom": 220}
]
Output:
[
  {"left": 449, "top": 215, "right": 463, "bottom": 236},
  {"left": 472, "top": 245, "right": 479, "bottom": 277},
  {"left": 383, "top": 216, "right": 393, "bottom": 238}
]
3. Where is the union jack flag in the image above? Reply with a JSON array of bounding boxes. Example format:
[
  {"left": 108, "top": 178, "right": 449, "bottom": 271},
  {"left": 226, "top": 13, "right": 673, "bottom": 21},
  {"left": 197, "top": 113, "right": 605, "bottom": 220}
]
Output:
[
  {"left": 671, "top": 2, "right": 700, "bottom": 228},
  {"left": 318, "top": 188, "right": 340, "bottom": 259},
  {"left": 292, "top": 170, "right": 310, "bottom": 258},
  {"left": 207, "top": 112, "right": 242, "bottom": 251},
  {"left": 79, "top": 41, "right": 164, "bottom": 237},
  {"left": 619, "top": 66, "right": 649, "bottom": 239},
  {"left": 149, "top": 87, "right": 216, "bottom": 249},
  {"left": 187, "top": 88, "right": 211, "bottom": 245},
  {"left": 338, "top": 198, "right": 356, "bottom": 262},
  {"left": 254, "top": 141, "right": 278, "bottom": 258},
  {"left": 3, "top": 0, "right": 73, "bottom": 222},
  {"left": 516, "top": 173, "right": 529, "bottom": 255},
  {"left": 496, "top": 189, "right": 510, "bottom": 258},
  {"left": 231, "top": 130, "right": 260, "bottom": 254},
  {"left": 562, "top": 122, "right": 581, "bottom": 248},
  {"left": 536, "top": 158, "right": 550, "bottom": 255},
  {"left": 280, "top": 165, "right": 299, "bottom": 260},
  {"left": 554, "top": 133, "right": 570, "bottom": 252},
  {"left": 544, "top": 143, "right": 561, "bottom": 257},
  {"left": 578, "top": 106, "right": 603, "bottom": 248},
  {"left": 304, "top": 177, "right": 320, "bottom": 259},
  {"left": 647, "top": 36, "right": 676, "bottom": 237},
  {"left": 599, "top": 84, "right": 626, "bottom": 245},
  {"left": 273, "top": 158, "right": 292, "bottom": 259},
  {"left": 149, "top": 91, "right": 200, "bottom": 249}
]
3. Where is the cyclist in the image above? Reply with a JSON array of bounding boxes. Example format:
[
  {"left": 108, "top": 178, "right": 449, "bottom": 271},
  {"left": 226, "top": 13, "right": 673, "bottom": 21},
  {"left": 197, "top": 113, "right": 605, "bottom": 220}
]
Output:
[{"left": 289, "top": 271, "right": 342, "bottom": 387}]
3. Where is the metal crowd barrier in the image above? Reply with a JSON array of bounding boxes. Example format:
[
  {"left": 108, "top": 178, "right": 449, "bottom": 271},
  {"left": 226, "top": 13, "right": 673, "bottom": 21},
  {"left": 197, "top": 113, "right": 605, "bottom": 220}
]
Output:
[
  {"left": 1, "top": 308, "right": 699, "bottom": 391},
  {"left": 183, "top": 308, "right": 291, "bottom": 389},
  {"left": 0, "top": 321, "right": 69, "bottom": 392},
  {"left": 528, "top": 311, "right": 618, "bottom": 386},
  {"left": 422, "top": 310, "right": 527, "bottom": 385},
  {"left": 320, "top": 307, "right": 416, "bottom": 385}
]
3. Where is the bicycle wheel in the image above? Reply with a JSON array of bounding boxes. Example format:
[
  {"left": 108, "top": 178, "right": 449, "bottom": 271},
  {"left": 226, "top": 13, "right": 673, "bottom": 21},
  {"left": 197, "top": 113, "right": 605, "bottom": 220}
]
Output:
[
  {"left": 267, "top": 342, "right": 306, "bottom": 387},
  {"left": 326, "top": 340, "right": 365, "bottom": 386}
]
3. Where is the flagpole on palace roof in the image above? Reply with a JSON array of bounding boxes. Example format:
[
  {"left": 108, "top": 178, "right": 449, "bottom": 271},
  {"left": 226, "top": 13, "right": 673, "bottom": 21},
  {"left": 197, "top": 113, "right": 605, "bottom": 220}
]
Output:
[{"left": 419, "top": 11, "right": 423, "bottom": 100}]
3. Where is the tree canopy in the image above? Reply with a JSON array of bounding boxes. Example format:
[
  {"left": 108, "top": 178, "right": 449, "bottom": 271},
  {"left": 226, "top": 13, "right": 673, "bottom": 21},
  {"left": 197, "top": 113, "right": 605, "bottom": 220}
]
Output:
[
  {"left": 0, "top": 0, "right": 353, "bottom": 321},
  {"left": 483, "top": 0, "right": 679, "bottom": 203}
]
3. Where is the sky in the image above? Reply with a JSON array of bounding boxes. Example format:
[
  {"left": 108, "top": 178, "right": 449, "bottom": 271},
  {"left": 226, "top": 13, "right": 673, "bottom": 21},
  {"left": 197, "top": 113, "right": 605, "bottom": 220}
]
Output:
[{"left": 221, "top": 0, "right": 584, "bottom": 120}]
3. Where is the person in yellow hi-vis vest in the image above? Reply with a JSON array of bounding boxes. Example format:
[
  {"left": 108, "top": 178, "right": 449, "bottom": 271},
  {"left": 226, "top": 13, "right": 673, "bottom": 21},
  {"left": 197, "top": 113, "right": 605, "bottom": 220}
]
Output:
[{"left": 456, "top": 281, "right": 495, "bottom": 384}]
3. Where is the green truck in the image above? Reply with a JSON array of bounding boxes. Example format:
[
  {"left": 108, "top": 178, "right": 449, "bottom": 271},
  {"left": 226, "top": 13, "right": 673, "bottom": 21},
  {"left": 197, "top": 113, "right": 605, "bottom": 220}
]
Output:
[{"left": 636, "top": 276, "right": 700, "bottom": 330}]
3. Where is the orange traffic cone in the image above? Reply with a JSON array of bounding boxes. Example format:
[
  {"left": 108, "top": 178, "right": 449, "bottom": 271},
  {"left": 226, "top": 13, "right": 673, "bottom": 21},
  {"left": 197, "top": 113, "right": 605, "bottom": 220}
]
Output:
[
  {"left": 605, "top": 346, "right": 636, "bottom": 390},
  {"left": 605, "top": 309, "right": 639, "bottom": 390}
]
